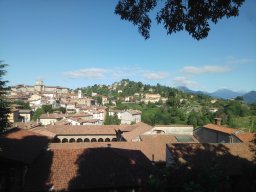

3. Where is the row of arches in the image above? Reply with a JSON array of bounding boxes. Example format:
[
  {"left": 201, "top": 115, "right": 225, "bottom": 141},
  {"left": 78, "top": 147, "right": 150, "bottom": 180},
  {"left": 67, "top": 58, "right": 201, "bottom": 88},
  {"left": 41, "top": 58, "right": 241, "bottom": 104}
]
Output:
[{"left": 56, "top": 137, "right": 118, "bottom": 143}]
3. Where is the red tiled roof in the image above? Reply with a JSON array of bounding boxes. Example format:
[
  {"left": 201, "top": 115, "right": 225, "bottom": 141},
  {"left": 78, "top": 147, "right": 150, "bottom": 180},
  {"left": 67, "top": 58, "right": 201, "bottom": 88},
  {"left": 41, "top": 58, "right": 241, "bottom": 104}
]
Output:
[
  {"left": 0, "top": 128, "right": 49, "bottom": 164},
  {"left": 67, "top": 117, "right": 99, "bottom": 124},
  {"left": 68, "top": 112, "right": 93, "bottom": 118},
  {"left": 42, "top": 125, "right": 118, "bottom": 135},
  {"left": 234, "top": 132, "right": 255, "bottom": 143},
  {"left": 49, "top": 141, "right": 166, "bottom": 162},
  {"left": 203, "top": 124, "right": 237, "bottom": 134},
  {"left": 54, "top": 119, "right": 70, "bottom": 125},
  {"left": 39, "top": 113, "right": 66, "bottom": 119},
  {"left": 30, "top": 127, "right": 57, "bottom": 138},
  {"left": 25, "top": 144, "right": 155, "bottom": 191},
  {"left": 122, "top": 123, "right": 152, "bottom": 141},
  {"left": 13, "top": 122, "right": 40, "bottom": 129},
  {"left": 203, "top": 124, "right": 255, "bottom": 143}
]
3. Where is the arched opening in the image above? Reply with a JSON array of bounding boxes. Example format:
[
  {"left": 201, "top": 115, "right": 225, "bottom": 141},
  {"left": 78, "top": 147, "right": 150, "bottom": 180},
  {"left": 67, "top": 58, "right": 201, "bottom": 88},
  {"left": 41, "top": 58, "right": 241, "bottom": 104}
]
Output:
[
  {"left": 69, "top": 138, "right": 75, "bottom": 143},
  {"left": 98, "top": 138, "right": 104, "bottom": 142},
  {"left": 91, "top": 138, "right": 97, "bottom": 142},
  {"left": 77, "top": 138, "right": 83, "bottom": 143},
  {"left": 105, "top": 138, "right": 110, "bottom": 142},
  {"left": 55, "top": 138, "right": 61, "bottom": 143},
  {"left": 84, "top": 138, "right": 90, "bottom": 142},
  {"left": 112, "top": 138, "right": 117, "bottom": 142},
  {"left": 62, "top": 138, "right": 68, "bottom": 143}
]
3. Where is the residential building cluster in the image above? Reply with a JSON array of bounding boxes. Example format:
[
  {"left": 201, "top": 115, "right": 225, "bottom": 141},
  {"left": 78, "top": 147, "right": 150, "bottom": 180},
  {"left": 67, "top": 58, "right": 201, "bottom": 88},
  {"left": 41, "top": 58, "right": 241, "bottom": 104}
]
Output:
[{"left": 7, "top": 80, "right": 142, "bottom": 125}]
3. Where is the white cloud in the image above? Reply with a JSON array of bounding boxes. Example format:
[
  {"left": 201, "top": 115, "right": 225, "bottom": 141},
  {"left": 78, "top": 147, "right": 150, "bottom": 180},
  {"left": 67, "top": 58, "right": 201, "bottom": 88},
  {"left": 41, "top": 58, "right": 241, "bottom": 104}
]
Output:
[
  {"left": 63, "top": 68, "right": 108, "bottom": 79},
  {"left": 173, "top": 76, "right": 198, "bottom": 88},
  {"left": 143, "top": 71, "right": 169, "bottom": 80},
  {"left": 63, "top": 67, "right": 170, "bottom": 82},
  {"left": 181, "top": 65, "right": 230, "bottom": 75},
  {"left": 225, "top": 58, "right": 253, "bottom": 65}
]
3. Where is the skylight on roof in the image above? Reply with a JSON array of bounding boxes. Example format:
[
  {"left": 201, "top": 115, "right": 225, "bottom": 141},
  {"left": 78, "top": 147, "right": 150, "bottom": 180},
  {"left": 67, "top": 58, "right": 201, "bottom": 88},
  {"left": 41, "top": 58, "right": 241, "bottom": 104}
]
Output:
[{"left": 175, "top": 135, "right": 194, "bottom": 142}]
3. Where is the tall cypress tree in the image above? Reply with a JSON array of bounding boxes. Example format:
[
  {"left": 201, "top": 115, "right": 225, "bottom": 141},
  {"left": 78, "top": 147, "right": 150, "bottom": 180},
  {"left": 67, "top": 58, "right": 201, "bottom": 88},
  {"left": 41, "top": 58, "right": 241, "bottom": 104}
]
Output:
[{"left": 0, "top": 62, "right": 10, "bottom": 132}]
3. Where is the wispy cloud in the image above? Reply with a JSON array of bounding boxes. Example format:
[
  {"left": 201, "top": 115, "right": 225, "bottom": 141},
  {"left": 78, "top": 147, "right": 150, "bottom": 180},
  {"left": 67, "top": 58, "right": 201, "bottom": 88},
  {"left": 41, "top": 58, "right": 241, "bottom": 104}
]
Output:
[
  {"left": 225, "top": 57, "right": 254, "bottom": 65},
  {"left": 63, "top": 68, "right": 108, "bottom": 79},
  {"left": 173, "top": 76, "right": 198, "bottom": 88},
  {"left": 63, "top": 67, "right": 169, "bottom": 81},
  {"left": 181, "top": 65, "right": 231, "bottom": 75},
  {"left": 143, "top": 71, "right": 169, "bottom": 80}
]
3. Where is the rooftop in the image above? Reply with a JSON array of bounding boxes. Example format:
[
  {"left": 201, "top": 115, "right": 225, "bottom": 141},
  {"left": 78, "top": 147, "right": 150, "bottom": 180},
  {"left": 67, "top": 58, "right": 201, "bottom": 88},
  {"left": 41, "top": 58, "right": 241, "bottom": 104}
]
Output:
[
  {"left": 39, "top": 113, "right": 66, "bottom": 119},
  {"left": 25, "top": 144, "right": 155, "bottom": 191},
  {"left": 0, "top": 128, "right": 49, "bottom": 164},
  {"left": 203, "top": 123, "right": 237, "bottom": 134}
]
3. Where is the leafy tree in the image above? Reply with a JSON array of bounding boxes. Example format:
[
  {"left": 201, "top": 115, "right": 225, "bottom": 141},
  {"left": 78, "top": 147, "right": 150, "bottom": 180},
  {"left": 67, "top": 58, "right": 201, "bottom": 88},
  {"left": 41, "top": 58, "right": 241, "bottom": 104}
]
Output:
[
  {"left": 187, "top": 111, "right": 198, "bottom": 128},
  {"left": 104, "top": 112, "right": 121, "bottom": 125},
  {"left": 0, "top": 63, "right": 10, "bottom": 131},
  {"left": 115, "top": 0, "right": 244, "bottom": 40},
  {"left": 32, "top": 108, "right": 45, "bottom": 121},
  {"left": 13, "top": 100, "right": 31, "bottom": 109},
  {"left": 235, "top": 96, "right": 244, "bottom": 101},
  {"left": 95, "top": 96, "right": 102, "bottom": 105},
  {"left": 56, "top": 107, "right": 66, "bottom": 114},
  {"left": 42, "top": 104, "right": 53, "bottom": 113}
]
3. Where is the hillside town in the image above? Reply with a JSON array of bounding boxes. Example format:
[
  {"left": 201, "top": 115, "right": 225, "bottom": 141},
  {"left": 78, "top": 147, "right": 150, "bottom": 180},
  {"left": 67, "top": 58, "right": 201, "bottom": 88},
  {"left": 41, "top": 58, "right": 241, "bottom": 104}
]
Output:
[
  {"left": 1, "top": 0, "right": 255, "bottom": 191},
  {"left": 1, "top": 79, "right": 255, "bottom": 191}
]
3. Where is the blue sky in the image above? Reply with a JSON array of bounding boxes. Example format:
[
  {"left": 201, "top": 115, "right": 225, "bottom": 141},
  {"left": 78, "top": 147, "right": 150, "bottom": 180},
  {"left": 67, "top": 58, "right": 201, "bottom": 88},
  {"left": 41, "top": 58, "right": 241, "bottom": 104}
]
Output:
[{"left": 1, "top": 0, "right": 255, "bottom": 92}]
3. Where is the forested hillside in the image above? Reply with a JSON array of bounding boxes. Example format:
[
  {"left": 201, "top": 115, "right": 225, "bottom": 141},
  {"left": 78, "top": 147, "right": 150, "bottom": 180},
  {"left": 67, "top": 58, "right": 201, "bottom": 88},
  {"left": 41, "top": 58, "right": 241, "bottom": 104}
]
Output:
[{"left": 77, "top": 79, "right": 256, "bottom": 132}]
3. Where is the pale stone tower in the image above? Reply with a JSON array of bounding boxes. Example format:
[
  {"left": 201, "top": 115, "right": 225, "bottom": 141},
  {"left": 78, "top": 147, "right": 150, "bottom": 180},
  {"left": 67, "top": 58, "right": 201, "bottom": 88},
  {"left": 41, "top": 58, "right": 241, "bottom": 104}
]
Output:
[
  {"left": 34, "top": 80, "right": 44, "bottom": 92},
  {"left": 78, "top": 89, "right": 83, "bottom": 98}
]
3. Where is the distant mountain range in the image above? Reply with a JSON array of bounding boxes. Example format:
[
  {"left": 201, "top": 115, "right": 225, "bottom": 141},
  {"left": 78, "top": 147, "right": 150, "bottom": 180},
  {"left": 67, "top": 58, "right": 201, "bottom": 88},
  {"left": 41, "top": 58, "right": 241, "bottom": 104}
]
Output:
[
  {"left": 210, "top": 89, "right": 245, "bottom": 100},
  {"left": 177, "top": 86, "right": 256, "bottom": 104}
]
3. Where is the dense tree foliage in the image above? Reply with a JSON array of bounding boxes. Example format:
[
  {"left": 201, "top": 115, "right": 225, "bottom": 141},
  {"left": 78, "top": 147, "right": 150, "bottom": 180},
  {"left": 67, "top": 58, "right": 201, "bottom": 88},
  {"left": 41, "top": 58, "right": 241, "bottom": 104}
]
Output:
[
  {"left": 32, "top": 105, "right": 54, "bottom": 121},
  {"left": 12, "top": 100, "right": 31, "bottom": 109},
  {"left": 32, "top": 108, "right": 45, "bottom": 121},
  {"left": 115, "top": 0, "right": 244, "bottom": 40},
  {"left": 104, "top": 111, "right": 121, "bottom": 125},
  {"left": 0, "top": 63, "right": 10, "bottom": 131}
]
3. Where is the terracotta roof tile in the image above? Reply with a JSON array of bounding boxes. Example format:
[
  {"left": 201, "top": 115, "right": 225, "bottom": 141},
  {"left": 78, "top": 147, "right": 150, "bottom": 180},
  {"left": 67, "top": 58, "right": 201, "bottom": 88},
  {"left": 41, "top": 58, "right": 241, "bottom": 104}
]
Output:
[
  {"left": 49, "top": 141, "right": 166, "bottom": 162},
  {"left": 25, "top": 144, "right": 155, "bottom": 191},
  {"left": 122, "top": 123, "right": 152, "bottom": 141},
  {"left": 234, "top": 132, "right": 255, "bottom": 143},
  {"left": 0, "top": 128, "right": 49, "bottom": 164},
  {"left": 43, "top": 125, "right": 118, "bottom": 135},
  {"left": 39, "top": 113, "right": 65, "bottom": 119},
  {"left": 203, "top": 124, "right": 237, "bottom": 134}
]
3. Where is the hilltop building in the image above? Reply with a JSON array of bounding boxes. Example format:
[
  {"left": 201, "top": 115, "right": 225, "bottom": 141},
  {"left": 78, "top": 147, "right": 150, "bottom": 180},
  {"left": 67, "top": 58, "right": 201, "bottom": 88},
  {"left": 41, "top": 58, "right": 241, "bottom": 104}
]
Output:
[{"left": 11, "top": 80, "right": 69, "bottom": 94}]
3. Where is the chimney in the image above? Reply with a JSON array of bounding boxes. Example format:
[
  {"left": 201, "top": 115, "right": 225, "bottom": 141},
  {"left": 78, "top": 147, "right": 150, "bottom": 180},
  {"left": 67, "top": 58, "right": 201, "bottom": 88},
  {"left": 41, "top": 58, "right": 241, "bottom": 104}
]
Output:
[{"left": 214, "top": 118, "right": 221, "bottom": 125}]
